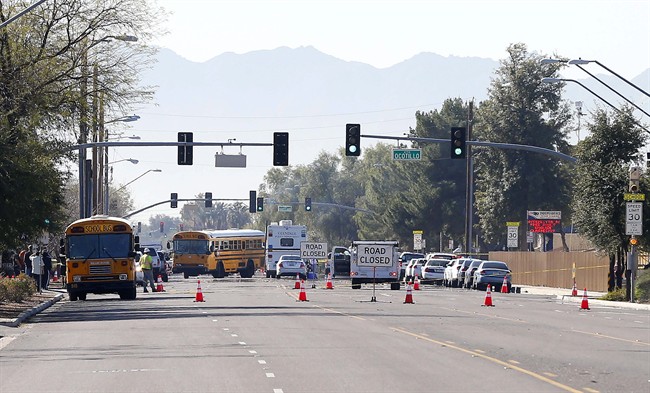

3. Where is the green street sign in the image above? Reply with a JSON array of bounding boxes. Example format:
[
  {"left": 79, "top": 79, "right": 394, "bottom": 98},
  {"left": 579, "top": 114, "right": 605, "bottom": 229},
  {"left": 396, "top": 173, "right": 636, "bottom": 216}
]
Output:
[
  {"left": 278, "top": 205, "right": 292, "bottom": 212},
  {"left": 392, "top": 148, "right": 421, "bottom": 161}
]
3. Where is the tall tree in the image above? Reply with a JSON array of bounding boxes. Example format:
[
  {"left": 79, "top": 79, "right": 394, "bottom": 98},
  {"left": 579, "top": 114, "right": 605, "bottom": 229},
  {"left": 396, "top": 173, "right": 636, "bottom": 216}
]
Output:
[
  {"left": 473, "top": 43, "right": 573, "bottom": 250},
  {"left": 0, "top": 0, "right": 162, "bottom": 249},
  {"left": 572, "top": 107, "right": 647, "bottom": 291}
]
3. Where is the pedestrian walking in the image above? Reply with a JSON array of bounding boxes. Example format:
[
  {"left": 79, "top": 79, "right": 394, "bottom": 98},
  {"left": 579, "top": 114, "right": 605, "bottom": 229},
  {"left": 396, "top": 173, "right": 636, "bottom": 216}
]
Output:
[
  {"left": 42, "top": 250, "right": 53, "bottom": 289},
  {"left": 22, "top": 245, "right": 33, "bottom": 276},
  {"left": 140, "top": 248, "right": 156, "bottom": 293},
  {"left": 30, "top": 248, "right": 44, "bottom": 293}
]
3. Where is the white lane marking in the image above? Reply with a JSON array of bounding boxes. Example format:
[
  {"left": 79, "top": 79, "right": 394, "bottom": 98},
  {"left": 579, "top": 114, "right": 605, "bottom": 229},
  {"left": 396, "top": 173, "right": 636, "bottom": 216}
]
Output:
[
  {"left": 223, "top": 328, "right": 229, "bottom": 331},
  {"left": 212, "top": 319, "right": 218, "bottom": 322},
  {"left": 231, "top": 334, "right": 238, "bottom": 337},
  {"left": 249, "top": 350, "right": 257, "bottom": 354},
  {"left": 266, "top": 373, "right": 275, "bottom": 378},
  {"left": 238, "top": 342, "right": 246, "bottom": 345},
  {"left": 273, "top": 389, "right": 284, "bottom": 393},
  {"left": 258, "top": 360, "right": 267, "bottom": 364},
  {"left": 202, "top": 311, "right": 208, "bottom": 314}
]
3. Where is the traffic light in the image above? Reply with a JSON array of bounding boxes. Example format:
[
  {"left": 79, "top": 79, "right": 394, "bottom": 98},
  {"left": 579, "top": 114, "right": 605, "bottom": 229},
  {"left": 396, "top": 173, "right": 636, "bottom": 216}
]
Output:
[
  {"left": 450, "top": 126, "right": 467, "bottom": 159},
  {"left": 345, "top": 123, "right": 361, "bottom": 156},
  {"left": 170, "top": 193, "right": 178, "bottom": 208},
  {"left": 629, "top": 166, "right": 641, "bottom": 192},
  {"left": 137, "top": 222, "right": 141, "bottom": 233},
  {"left": 159, "top": 221, "right": 164, "bottom": 233},
  {"left": 256, "top": 197, "right": 264, "bottom": 212},
  {"left": 178, "top": 132, "right": 193, "bottom": 165},
  {"left": 205, "top": 192, "right": 212, "bottom": 208},
  {"left": 249, "top": 190, "right": 257, "bottom": 213},
  {"left": 305, "top": 197, "right": 312, "bottom": 211},
  {"left": 273, "top": 132, "right": 289, "bottom": 166}
]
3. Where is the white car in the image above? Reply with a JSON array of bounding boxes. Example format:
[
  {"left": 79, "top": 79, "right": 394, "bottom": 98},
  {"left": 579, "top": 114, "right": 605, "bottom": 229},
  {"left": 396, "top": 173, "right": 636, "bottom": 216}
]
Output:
[
  {"left": 443, "top": 258, "right": 465, "bottom": 287},
  {"left": 420, "top": 258, "right": 448, "bottom": 284},
  {"left": 276, "top": 255, "right": 307, "bottom": 279},
  {"left": 405, "top": 258, "right": 427, "bottom": 282}
]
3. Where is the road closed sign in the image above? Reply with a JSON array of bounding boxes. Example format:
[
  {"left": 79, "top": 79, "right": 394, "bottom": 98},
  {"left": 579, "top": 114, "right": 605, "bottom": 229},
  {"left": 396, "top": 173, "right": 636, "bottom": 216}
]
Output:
[
  {"left": 357, "top": 245, "right": 395, "bottom": 267},
  {"left": 300, "top": 242, "right": 328, "bottom": 259}
]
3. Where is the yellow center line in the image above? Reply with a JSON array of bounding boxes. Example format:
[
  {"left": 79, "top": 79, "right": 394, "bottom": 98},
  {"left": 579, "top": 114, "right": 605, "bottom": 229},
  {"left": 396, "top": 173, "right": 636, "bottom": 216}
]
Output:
[
  {"left": 571, "top": 329, "right": 650, "bottom": 346},
  {"left": 438, "top": 306, "right": 528, "bottom": 324},
  {"left": 583, "top": 388, "right": 600, "bottom": 393},
  {"left": 543, "top": 372, "right": 558, "bottom": 378},
  {"left": 391, "top": 327, "right": 583, "bottom": 393},
  {"left": 317, "top": 306, "right": 366, "bottom": 321}
]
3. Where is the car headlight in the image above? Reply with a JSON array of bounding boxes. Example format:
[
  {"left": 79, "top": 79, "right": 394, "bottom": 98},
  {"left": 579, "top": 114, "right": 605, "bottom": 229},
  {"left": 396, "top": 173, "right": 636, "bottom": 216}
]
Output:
[
  {"left": 73, "top": 275, "right": 81, "bottom": 282},
  {"left": 119, "top": 274, "right": 127, "bottom": 280}
]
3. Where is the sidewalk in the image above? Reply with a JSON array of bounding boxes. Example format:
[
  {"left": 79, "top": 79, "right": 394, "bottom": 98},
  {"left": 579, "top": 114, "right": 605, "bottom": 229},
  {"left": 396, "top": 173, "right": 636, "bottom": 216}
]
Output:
[{"left": 516, "top": 285, "right": 650, "bottom": 311}]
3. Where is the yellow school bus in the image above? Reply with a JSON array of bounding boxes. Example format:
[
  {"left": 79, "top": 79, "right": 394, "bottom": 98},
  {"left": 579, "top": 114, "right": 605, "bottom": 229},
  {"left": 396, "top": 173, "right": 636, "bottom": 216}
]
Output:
[
  {"left": 170, "top": 229, "right": 265, "bottom": 279},
  {"left": 61, "top": 216, "right": 140, "bottom": 301}
]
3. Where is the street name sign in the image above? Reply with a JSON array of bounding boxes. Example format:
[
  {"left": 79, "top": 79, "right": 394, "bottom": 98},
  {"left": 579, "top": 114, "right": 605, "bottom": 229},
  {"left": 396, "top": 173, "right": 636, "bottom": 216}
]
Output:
[
  {"left": 392, "top": 148, "right": 422, "bottom": 161},
  {"left": 278, "top": 205, "right": 292, "bottom": 212}
]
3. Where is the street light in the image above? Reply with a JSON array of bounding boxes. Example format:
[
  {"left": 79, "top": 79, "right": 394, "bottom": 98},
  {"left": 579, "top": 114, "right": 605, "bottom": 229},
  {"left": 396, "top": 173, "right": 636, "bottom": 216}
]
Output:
[
  {"left": 541, "top": 78, "right": 650, "bottom": 134},
  {"left": 541, "top": 59, "right": 649, "bottom": 118},
  {"left": 567, "top": 59, "right": 650, "bottom": 98},
  {"left": 114, "top": 169, "right": 162, "bottom": 195},
  {"left": 104, "top": 159, "right": 138, "bottom": 214}
]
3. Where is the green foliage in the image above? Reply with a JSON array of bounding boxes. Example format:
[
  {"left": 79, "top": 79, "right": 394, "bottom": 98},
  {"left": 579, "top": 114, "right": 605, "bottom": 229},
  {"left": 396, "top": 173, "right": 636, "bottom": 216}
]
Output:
[
  {"left": 572, "top": 108, "right": 647, "bottom": 254},
  {"left": 599, "top": 288, "right": 627, "bottom": 301},
  {"left": 635, "top": 270, "right": 650, "bottom": 303},
  {"left": 473, "top": 43, "right": 573, "bottom": 248},
  {"left": 0, "top": 274, "right": 37, "bottom": 303}
]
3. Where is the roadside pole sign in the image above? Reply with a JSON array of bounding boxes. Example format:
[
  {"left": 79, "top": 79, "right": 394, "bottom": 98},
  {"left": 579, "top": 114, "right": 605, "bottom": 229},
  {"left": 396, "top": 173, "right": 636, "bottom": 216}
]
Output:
[
  {"left": 300, "top": 242, "right": 328, "bottom": 259},
  {"left": 357, "top": 244, "right": 395, "bottom": 267},
  {"left": 626, "top": 202, "right": 643, "bottom": 235},
  {"left": 506, "top": 222, "right": 519, "bottom": 248},
  {"left": 413, "top": 230, "right": 423, "bottom": 250},
  {"left": 392, "top": 148, "right": 422, "bottom": 161}
]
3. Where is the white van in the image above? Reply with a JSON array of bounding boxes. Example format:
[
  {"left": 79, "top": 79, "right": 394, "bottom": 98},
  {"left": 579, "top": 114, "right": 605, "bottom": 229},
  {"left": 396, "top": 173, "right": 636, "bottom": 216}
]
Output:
[{"left": 265, "top": 220, "right": 307, "bottom": 278}]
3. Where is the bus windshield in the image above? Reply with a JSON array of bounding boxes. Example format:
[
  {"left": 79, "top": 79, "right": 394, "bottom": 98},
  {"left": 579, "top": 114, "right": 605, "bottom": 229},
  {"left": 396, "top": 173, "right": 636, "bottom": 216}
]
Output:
[
  {"left": 174, "top": 239, "right": 210, "bottom": 255},
  {"left": 68, "top": 233, "right": 132, "bottom": 259}
]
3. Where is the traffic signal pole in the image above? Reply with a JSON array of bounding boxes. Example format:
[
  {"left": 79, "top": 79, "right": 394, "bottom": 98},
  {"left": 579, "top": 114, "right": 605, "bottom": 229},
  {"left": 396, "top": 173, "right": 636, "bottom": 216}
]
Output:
[{"left": 73, "top": 140, "right": 273, "bottom": 218}]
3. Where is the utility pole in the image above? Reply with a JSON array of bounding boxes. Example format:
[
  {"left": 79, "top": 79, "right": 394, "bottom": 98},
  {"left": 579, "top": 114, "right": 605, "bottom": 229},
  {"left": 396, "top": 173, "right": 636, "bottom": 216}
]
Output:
[{"left": 464, "top": 100, "right": 474, "bottom": 254}]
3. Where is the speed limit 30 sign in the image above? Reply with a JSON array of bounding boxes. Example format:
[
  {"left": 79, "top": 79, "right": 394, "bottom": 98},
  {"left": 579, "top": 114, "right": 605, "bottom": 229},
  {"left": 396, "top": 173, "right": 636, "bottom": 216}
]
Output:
[{"left": 626, "top": 202, "right": 643, "bottom": 236}]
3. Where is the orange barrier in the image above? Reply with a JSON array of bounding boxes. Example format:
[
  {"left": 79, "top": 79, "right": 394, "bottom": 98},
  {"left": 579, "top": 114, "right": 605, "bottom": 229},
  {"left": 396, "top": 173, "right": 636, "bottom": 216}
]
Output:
[
  {"left": 325, "top": 273, "right": 333, "bottom": 289},
  {"left": 403, "top": 282, "right": 414, "bottom": 304},
  {"left": 298, "top": 279, "right": 308, "bottom": 302},
  {"left": 294, "top": 274, "right": 301, "bottom": 289},
  {"left": 194, "top": 279, "right": 205, "bottom": 302},
  {"left": 483, "top": 285, "right": 494, "bottom": 307},
  {"left": 580, "top": 288, "right": 590, "bottom": 310},
  {"left": 156, "top": 275, "right": 165, "bottom": 292}
]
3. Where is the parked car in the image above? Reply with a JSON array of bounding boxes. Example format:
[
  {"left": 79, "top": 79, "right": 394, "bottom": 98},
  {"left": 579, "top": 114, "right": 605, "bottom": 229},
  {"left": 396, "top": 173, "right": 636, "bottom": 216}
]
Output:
[
  {"left": 405, "top": 258, "right": 427, "bottom": 282},
  {"left": 463, "top": 259, "right": 483, "bottom": 289},
  {"left": 398, "top": 252, "right": 424, "bottom": 281},
  {"left": 458, "top": 258, "right": 481, "bottom": 288},
  {"left": 426, "top": 252, "right": 459, "bottom": 261},
  {"left": 472, "top": 261, "right": 511, "bottom": 291},
  {"left": 276, "top": 255, "right": 307, "bottom": 279},
  {"left": 443, "top": 258, "right": 465, "bottom": 287},
  {"left": 420, "top": 258, "right": 448, "bottom": 284}
]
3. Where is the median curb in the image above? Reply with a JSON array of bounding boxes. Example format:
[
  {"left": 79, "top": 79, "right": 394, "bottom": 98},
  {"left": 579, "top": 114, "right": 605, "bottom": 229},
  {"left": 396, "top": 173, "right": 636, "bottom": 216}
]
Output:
[{"left": 0, "top": 293, "right": 65, "bottom": 328}]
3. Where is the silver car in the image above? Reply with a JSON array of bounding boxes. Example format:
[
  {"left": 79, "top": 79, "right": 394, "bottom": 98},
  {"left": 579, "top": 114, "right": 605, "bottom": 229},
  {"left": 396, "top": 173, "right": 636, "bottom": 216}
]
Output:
[
  {"left": 472, "top": 261, "right": 511, "bottom": 291},
  {"left": 276, "top": 255, "right": 307, "bottom": 279}
]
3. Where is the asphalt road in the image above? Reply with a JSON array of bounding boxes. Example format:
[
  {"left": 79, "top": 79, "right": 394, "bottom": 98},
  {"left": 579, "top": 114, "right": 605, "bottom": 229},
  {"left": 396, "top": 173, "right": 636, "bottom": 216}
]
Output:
[{"left": 0, "top": 274, "right": 648, "bottom": 393}]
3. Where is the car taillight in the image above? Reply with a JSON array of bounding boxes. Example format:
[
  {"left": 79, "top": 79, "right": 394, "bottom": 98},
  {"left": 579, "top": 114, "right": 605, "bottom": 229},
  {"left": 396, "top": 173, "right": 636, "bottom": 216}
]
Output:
[
  {"left": 461, "top": 267, "right": 468, "bottom": 271},
  {"left": 479, "top": 270, "right": 486, "bottom": 274},
  {"left": 278, "top": 262, "right": 283, "bottom": 268},
  {"left": 300, "top": 262, "right": 305, "bottom": 267}
]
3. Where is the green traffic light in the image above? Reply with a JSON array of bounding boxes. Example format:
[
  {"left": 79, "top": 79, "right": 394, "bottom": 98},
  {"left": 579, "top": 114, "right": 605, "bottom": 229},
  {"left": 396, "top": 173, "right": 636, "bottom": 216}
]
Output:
[{"left": 454, "top": 147, "right": 463, "bottom": 156}]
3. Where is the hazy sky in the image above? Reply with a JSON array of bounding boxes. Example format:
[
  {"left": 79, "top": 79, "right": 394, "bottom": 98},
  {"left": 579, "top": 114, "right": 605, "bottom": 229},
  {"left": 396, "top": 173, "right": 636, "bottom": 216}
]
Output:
[
  {"left": 118, "top": 0, "right": 650, "bottom": 226},
  {"left": 153, "top": 0, "right": 650, "bottom": 79}
]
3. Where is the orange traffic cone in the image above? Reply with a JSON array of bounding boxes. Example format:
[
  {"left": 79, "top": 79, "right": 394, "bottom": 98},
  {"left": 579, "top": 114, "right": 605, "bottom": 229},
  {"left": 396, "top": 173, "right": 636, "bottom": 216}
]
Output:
[
  {"left": 294, "top": 274, "right": 301, "bottom": 289},
  {"left": 325, "top": 273, "right": 333, "bottom": 289},
  {"left": 413, "top": 275, "right": 420, "bottom": 291},
  {"left": 156, "top": 275, "right": 165, "bottom": 292},
  {"left": 580, "top": 288, "right": 590, "bottom": 310},
  {"left": 482, "top": 285, "right": 494, "bottom": 307},
  {"left": 500, "top": 276, "right": 509, "bottom": 293},
  {"left": 298, "top": 279, "right": 308, "bottom": 302},
  {"left": 571, "top": 279, "right": 578, "bottom": 297},
  {"left": 52, "top": 270, "right": 59, "bottom": 282},
  {"left": 194, "top": 279, "right": 204, "bottom": 302},
  {"left": 403, "top": 282, "right": 415, "bottom": 304}
]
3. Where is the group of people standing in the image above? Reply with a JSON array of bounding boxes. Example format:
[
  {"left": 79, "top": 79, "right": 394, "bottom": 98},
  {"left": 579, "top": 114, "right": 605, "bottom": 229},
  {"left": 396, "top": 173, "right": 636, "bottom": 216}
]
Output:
[{"left": 13, "top": 245, "right": 55, "bottom": 291}]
